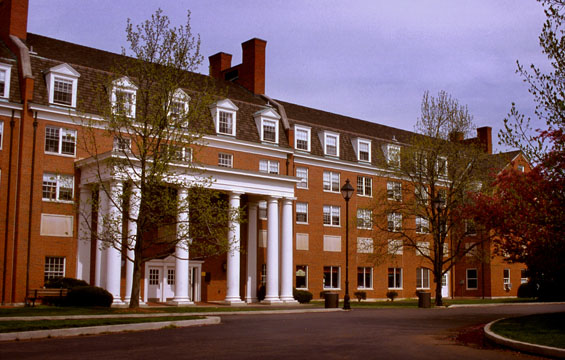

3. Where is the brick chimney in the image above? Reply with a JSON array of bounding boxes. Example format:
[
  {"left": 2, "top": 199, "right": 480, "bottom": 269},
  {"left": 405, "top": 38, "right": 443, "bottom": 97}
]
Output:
[
  {"left": 209, "top": 52, "right": 232, "bottom": 80},
  {"left": 477, "top": 126, "right": 492, "bottom": 154},
  {"left": 209, "top": 38, "right": 267, "bottom": 95},
  {"left": 0, "top": 0, "right": 29, "bottom": 41}
]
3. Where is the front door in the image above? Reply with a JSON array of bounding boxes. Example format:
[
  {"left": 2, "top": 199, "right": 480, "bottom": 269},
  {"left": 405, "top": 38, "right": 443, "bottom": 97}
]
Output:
[
  {"left": 148, "top": 267, "right": 162, "bottom": 302},
  {"left": 441, "top": 271, "right": 450, "bottom": 298}
]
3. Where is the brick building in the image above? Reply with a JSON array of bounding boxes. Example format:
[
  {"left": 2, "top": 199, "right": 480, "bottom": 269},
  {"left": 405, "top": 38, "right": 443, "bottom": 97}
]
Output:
[{"left": 0, "top": 0, "right": 527, "bottom": 305}]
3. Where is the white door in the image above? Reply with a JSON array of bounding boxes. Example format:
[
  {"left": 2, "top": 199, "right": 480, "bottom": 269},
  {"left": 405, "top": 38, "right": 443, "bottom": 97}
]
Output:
[
  {"left": 148, "top": 267, "right": 162, "bottom": 301},
  {"left": 441, "top": 272, "right": 449, "bottom": 298}
]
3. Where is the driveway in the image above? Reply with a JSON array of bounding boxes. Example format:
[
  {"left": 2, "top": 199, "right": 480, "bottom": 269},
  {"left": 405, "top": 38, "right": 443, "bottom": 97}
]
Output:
[{"left": 1, "top": 303, "right": 563, "bottom": 359}]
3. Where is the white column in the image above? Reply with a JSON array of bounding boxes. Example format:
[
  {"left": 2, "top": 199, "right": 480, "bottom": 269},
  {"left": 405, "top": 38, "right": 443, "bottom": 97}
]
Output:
[
  {"left": 95, "top": 185, "right": 108, "bottom": 288},
  {"left": 76, "top": 186, "right": 92, "bottom": 282},
  {"left": 280, "top": 198, "right": 297, "bottom": 303},
  {"left": 263, "top": 196, "right": 282, "bottom": 303},
  {"left": 245, "top": 202, "right": 258, "bottom": 303},
  {"left": 105, "top": 181, "right": 125, "bottom": 306},
  {"left": 172, "top": 187, "right": 192, "bottom": 305},
  {"left": 225, "top": 192, "right": 244, "bottom": 304},
  {"left": 124, "top": 185, "right": 139, "bottom": 303}
]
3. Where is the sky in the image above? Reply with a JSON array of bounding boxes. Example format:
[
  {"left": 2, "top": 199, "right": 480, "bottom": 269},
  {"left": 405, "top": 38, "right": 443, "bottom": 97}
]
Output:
[{"left": 27, "top": 0, "right": 549, "bottom": 153}]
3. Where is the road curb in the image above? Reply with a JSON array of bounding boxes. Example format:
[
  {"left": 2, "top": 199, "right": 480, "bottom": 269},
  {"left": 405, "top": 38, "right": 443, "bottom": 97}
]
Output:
[
  {"left": 449, "top": 301, "right": 565, "bottom": 308},
  {"left": 484, "top": 318, "right": 565, "bottom": 359},
  {"left": 0, "top": 316, "right": 221, "bottom": 342}
]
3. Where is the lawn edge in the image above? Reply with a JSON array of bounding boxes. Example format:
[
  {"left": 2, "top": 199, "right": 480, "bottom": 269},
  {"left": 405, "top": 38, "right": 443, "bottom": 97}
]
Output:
[{"left": 484, "top": 318, "right": 565, "bottom": 359}]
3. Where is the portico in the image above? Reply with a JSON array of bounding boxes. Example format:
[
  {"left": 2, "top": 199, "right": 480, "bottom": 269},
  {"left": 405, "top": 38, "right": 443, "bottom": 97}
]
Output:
[{"left": 75, "top": 151, "right": 298, "bottom": 305}]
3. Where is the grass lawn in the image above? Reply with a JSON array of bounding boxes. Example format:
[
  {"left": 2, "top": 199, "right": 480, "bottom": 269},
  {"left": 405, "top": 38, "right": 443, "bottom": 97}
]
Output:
[
  {"left": 491, "top": 312, "right": 565, "bottom": 349},
  {"left": 0, "top": 315, "right": 203, "bottom": 333}
]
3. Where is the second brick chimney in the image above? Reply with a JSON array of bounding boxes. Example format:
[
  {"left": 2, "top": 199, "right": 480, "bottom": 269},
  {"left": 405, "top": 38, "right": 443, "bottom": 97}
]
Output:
[
  {"left": 0, "top": 0, "right": 29, "bottom": 42},
  {"left": 477, "top": 126, "right": 492, "bottom": 154}
]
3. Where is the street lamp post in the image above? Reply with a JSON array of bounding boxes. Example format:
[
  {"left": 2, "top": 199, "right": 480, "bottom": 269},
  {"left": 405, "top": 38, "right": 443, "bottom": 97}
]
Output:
[{"left": 340, "top": 179, "right": 354, "bottom": 310}]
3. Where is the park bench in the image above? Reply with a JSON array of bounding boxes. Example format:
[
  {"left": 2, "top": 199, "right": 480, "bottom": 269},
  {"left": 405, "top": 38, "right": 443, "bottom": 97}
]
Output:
[{"left": 26, "top": 288, "right": 68, "bottom": 307}]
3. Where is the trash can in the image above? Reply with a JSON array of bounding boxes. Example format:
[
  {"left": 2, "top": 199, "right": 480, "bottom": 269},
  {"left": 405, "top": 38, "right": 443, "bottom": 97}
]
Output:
[
  {"left": 417, "top": 291, "right": 431, "bottom": 308},
  {"left": 324, "top": 292, "right": 339, "bottom": 308}
]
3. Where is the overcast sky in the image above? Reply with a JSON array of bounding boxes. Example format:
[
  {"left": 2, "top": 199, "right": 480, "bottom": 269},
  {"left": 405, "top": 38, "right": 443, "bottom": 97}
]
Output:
[{"left": 28, "top": 1, "right": 549, "bottom": 152}]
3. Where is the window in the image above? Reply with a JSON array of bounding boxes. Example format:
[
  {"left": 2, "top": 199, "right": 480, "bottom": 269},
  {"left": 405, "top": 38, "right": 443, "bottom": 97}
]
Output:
[
  {"left": 520, "top": 269, "right": 528, "bottom": 284},
  {"left": 167, "top": 269, "right": 175, "bottom": 285},
  {"left": 323, "top": 132, "right": 339, "bottom": 156},
  {"left": 261, "top": 264, "right": 267, "bottom": 286},
  {"left": 388, "top": 239, "right": 403, "bottom": 255},
  {"left": 387, "top": 213, "right": 402, "bottom": 232},
  {"left": 416, "top": 241, "right": 430, "bottom": 256},
  {"left": 111, "top": 77, "right": 137, "bottom": 117},
  {"left": 218, "top": 153, "right": 233, "bottom": 168},
  {"left": 296, "top": 265, "right": 308, "bottom": 289},
  {"left": 357, "top": 139, "right": 371, "bottom": 162},
  {"left": 323, "top": 235, "right": 341, "bottom": 252},
  {"left": 323, "top": 205, "right": 340, "bottom": 226},
  {"left": 466, "top": 269, "right": 478, "bottom": 290},
  {"left": 113, "top": 137, "right": 131, "bottom": 152},
  {"left": 258, "top": 201, "right": 267, "bottom": 220},
  {"left": 517, "top": 165, "right": 525, "bottom": 172},
  {"left": 436, "top": 157, "right": 448, "bottom": 177},
  {"left": 0, "top": 121, "right": 3, "bottom": 150},
  {"left": 149, "top": 268, "right": 160, "bottom": 286},
  {"left": 46, "top": 64, "right": 80, "bottom": 108},
  {"left": 503, "top": 269, "right": 511, "bottom": 289},
  {"left": 258, "top": 230, "right": 267, "bottom": 248},
  {"left": 414, "top": 152, "right": 428, "bottom": 174},
  {"left": 42, "top": 174, "right": 74, "bottom": 202},
  {"left": 296, "top": 167, "right": 308, "bottom": 189},
  {"left": 160, "top": 144, "right": 192, "bottom": 163},
  {"left": 259, "top": 160, "right": 279, "bottom": 174},
  {"left": 211, "top": 99, "right": 238, "bottom": 136},
  {"left": 296, "top": 233, "right": 309, "bottom": 250},
  {"left": 387, "top": 182, "right": 402, "bottom": 201},
  {"left": 44, "top": 257, "right": 65, "bottom": 283},
  {"left": 357, "top": 267, "right": 373, "bottom": 289},
  {"left": 357, "top": 209, "right": 372, "bottom": 229},
  {"left": 169, "top": 88, "right": 190, "bottom": 125},
  {"left": 45, "top": 126, "right": 77, "bottom": 156},
  {"left": 357, "top": 237, "right": 373, "bottom": 254},
  {"left": 387, "top": 144, "right": 401, "bottom": 167},
  {"left": 416, "top": 268, "right": 430, "bottom": 289},
  {"left": 388, "top": 268, "right": 402, "bottom": 289},
  {"left": 465, "top": 242, "right": 478, "bottom": 257},
  {"left": 296, "top": 202, "right": 308, "bottom": 223},
  {"left": 323, "top": 266, "right": 340, "bottom": 289},
  {"left": 0, "top": 63, "right": 12, "bottom": 98},
  {"left": 294, "top": 125, "right": 311, "bottom": 151},
  {"left": 465, "top": 220, "right": 477, "bottom": 235},
  {"left": 40, "top": 214, "right": 73, "bottom": 237},
  {"left": 357, "top": 176, "right": 372, "bottom": 197},
  {"left": 254, "top": 107, "right": 280, "bottom": 143},
  {"left": 416, "top": 216, "right": 429, "bottom": 234},
  {"left": 262, "top": 119, "right": 278, "bottom": 143},
  {"left": 415, "top": 185, "right": 428, "bottom": 205},
  {"left": 323, "top": 171, "right": 340, "bottom": 192}
]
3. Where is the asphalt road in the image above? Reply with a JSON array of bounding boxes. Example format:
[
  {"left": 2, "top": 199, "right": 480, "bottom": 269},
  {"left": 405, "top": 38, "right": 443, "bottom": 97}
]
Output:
[{"left": 1, "top": 303, "right": 563, "bottom": 360}]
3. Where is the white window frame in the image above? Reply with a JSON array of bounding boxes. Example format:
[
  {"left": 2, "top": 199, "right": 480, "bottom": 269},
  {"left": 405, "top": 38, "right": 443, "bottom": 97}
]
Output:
[
  {"left": 169, "top": 88, "right": 190, "bottom": 126},
  {"left": 296, "top": 202, "right": 308, "bottom": 224},
  {"left": 416, "top": 267, "right": 430, "bottom": 289},
  {"left": 388, "top": 239, "right": 403, "bottom": 255},
  {"left": 387, "top": 181, "right": 402, "bottom": 201},
  {"left": 388, "top": 267, "right": 402, "bottom": 289},
  {"left": 218, "top": 153, "right": 233, "bottom": 168},
  {"left": 415, "top": 185, "right": 428, "bottom": 205},
  {"left": 323, "top": 171, "right": 340, "bottom": 193},
  {"left": 465, "top": 219, "right": 477, "bottom": 236},
  {"left": 0, "top": 121, "right": 3, "bottom": 150},
  {"left": 296, "top": 265, "right": 308, "bottom": 289},
  {"left": 465, "top": 242, "right": 478, "bottom": 257},
  {"left": 111, "top": 77, "right": 137, "bottom": 118},
  {"left": 387, "top": 212, "right": 402, "bottom": 232},
  {"left": 44, "top": 256, "right": 66, "bottom": 283},
  {"left": 517, "top": 165, "right": 525, "bottom": 172},
  {"left": 0, "top": 62, "right": 12, "bottom": 99},
  {"left": 416, "top": 241, "right": 430, "bottom": 256},
  {"left": 113, "top": 137, "right": 131, "bottom": 152},
  {"left": 296, "top": 167, "right": 308, "bottom": 189},
  {"left": 520, "top": 269, "right": 528, "bottom": 284},
  {"left": 357, "top": 237, "right": 373, "bottom": 254},
  {"left": 259, "top": 159, "right": 279, "bottom": 174},
  {"left": 357, "top": 267, "right": 373, "bottom": 289},
  {"left": 416, "top": 216, "right": 429, "bottom": 234},
  {"left": 357, "top": 138, "right": 371, "bottom": 162},
  {"left": 436, "top": 156, "right": 448, "bottom": 177},
  {"left": 387, "top": 144, "right": 401, "bottom": 167},
  {"left": 323, "top": 205, "right": 340, "bottom": 227},
  {"left": 323, "top": 266, "right": 341, "bottom": 290},
  {"left": 42, "top": 173, "right": 74, "bottom": 202},
  {"left": 357, "top": 176, "right": 372, "bottom": 197},
  {"left": 211, "top": 99, "right": 238, "bottom": 136},
  {"left": 503, "top": 269, "right": 511, "bottom": 289},
  {"left": 261, "top": 118, "right": 279, "bottom": 143},
  {"left": 44, "top": 126, "right": 77, "bottom": 157},
  {"left": 323, "top": 131, "right": 340, "bottom": 157},
  {"left": 167, "top": 269, "right": 176, "bottom": 286},
  {"left": 356, "top": 208, "right": 372, "bottom": 230},
  {"left": 45, "top": 63, "right": 80, "bottom": 108},
  {"left": 254, "top": 107, "right": 280, "bottom": 144},
  {"left": 294, "top": 125, "right": 311, "bottom": 152},
  {"left": 258, "top": 201, "right": 267, "bottom": 220},
  {"left": 466, "top": 268, "right": 478, "bottom": 290}
]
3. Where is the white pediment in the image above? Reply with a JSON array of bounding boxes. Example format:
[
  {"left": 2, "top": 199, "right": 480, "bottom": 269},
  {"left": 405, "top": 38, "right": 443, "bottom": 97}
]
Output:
[
  {"left": 112, "top": 76, "right": 138, "bottom": 90},
  {"left": 253, "top": 107, "right": 281, "bottom": 120},
  {"left": 214, "top": 98, "right": 239, "bottom": 111},
  {"left": 49, "top": 63, "right": 80, "bottom": 78},
  {"left": 173, "top": 88, "right": 190, "bottom": 101}
]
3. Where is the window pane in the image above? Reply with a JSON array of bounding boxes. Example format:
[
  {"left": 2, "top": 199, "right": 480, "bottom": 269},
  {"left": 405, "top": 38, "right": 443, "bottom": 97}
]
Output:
[
  {"left": 45, "top": 127, "right": 60, "bottom": 153},
  {"left": 219, "top": 111, "right": 233, "bottom": 134},
  {"left": 61, "top": 129, "right": 76, "bottom": 155},
  {"left": 263, "top": 120, "right": 276, "bottom": 142},
  {"left": 53, "top": 78, "right": 73, "bottom": 105}
]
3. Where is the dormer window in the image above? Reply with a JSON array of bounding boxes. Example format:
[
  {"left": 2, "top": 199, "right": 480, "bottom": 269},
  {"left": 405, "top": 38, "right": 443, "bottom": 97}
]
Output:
[
  {"left": 169, "top": 88, "right": 190, "bottom": 125},
  {"left": 254, "top": 107, "right": 281, "bottom": 144},
  {"left": 112, "top": 77, "right": 137, "bottom": 118},
  {"left": 210, "top": 99, "right": 238, "bottom": 137},
  {"left": 0, "top": 63, "right": 12, "bottom": 99},
  {"left": 436, "top": 156, "right": 448, "bottom": 177},
  {"left": 353, "top": 138, "right": 371, "bottom": 162},
  {"left": 46, "top": 63, "right": 80, "bottom": 108},
  {"left": 294, "top": 125, "right": 311, "bottom": 152},
  {"left": 322, "top": 131, "right": 340, "bottom": 157},
  {"left": 387, "top": 144, "right": 401, "bottom": 167}
]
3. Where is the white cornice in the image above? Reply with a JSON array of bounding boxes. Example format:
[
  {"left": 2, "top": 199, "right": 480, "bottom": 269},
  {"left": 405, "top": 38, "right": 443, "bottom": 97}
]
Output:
[{"left": 201, "top": 135, "right": 292, "bottom": 159}]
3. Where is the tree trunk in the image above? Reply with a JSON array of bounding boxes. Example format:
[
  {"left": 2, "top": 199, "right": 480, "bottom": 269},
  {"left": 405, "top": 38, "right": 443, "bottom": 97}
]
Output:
[
  {"left": 435, "top": 272, "right": 443, "bottom": 306},
  {"left": 129, "top": 256, "right": 142, "bottom": 308}
]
